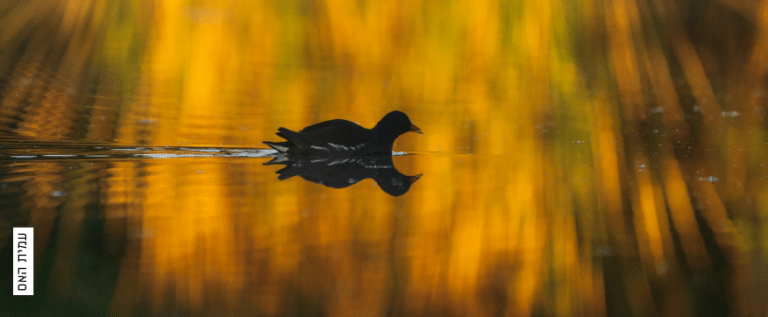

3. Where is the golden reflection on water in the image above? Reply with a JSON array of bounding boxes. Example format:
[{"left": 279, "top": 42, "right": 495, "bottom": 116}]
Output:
[{"left": 1, "top": 0, "right": 767, "bottom": 316}]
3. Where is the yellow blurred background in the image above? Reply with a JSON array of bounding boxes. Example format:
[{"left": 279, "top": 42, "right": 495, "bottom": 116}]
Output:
[{"left": 1, "top": 0, "right": 767, "bottom": 316}]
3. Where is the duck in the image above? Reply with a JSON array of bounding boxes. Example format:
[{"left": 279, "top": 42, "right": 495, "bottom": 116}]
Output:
[{"left": 263, "top": 110, "right": 422, "bottom": 156}]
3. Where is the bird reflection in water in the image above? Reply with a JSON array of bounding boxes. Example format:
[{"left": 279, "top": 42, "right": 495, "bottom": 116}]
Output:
[
  {"left": 263, "top": 111, "right": 423, "bottom": 196},
  {"left": 264, "top": 153, "right": 421, "bottom": 196}
]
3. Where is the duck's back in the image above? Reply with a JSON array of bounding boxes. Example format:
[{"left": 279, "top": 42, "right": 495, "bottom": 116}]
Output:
[{"left": 287, "top": 119, "right": 374, "bottom": 154}]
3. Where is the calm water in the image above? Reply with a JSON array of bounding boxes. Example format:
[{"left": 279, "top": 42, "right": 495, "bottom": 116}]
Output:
[{"left": 2, "top": 1, "right": 768, "bottom": 316}]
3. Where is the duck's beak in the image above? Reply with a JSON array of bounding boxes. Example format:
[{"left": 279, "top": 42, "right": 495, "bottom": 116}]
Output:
[
  {"left": 409, "top": 174, "right": 423, "bottom": 184},
  {"left": 410, "top": 124, "right": 423, "bottom": 134}
]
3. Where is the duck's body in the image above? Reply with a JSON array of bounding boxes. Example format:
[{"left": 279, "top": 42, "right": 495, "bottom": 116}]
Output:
[{"left": 264, "top": 111, "right": 422, "bottom": 156}]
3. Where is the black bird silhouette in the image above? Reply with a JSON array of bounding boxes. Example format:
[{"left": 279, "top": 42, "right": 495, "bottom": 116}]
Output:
[
  {"left": 263, "top": 111, "right": 423, "bottom": 195},
  {"left": 263, "top": 110, "right": 422, "bottom": 155},
  {"left": 264, "top": 154, "right": 422, "bottom": 196}
]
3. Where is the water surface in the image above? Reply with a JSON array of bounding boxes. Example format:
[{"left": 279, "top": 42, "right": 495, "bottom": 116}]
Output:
[{"left": 2, "top": 1, "right": 767, "bottom": 316}]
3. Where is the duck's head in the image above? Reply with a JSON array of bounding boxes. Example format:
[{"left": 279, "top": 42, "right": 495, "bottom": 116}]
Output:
[{"left": 376, "top": 111, "right": 422, "bottom": 139}]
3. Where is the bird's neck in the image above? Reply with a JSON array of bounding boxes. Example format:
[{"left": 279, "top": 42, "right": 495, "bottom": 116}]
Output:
[
  {"left": 369, "top": 127, "right": 397, "bottom": 152},
  {"left": 371, "top": 126, "right": 396, "bottom": 144}
]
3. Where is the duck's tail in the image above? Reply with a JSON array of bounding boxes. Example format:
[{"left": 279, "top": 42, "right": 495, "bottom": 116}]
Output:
[
  {"left": 276, "top": 127, "right": 310, "bottom": 150},
  {"left": 263, "top": 141, "right": 291, "bottom": 152}
]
